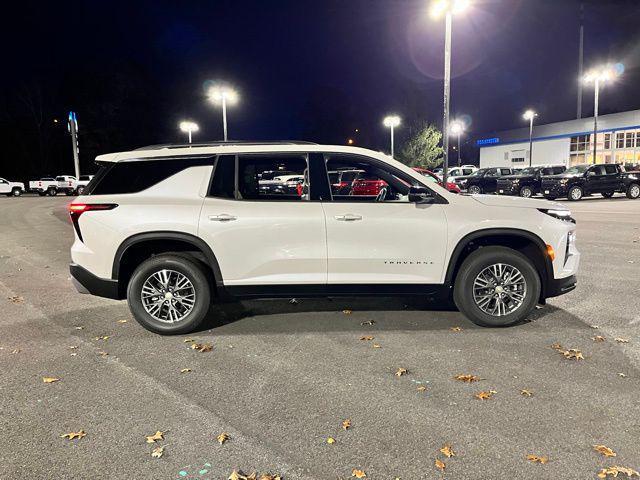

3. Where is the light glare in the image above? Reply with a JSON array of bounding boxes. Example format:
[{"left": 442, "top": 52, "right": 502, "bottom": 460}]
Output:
[
  {"left": 522, "top": 109, "right": 537, "bottom": 121},
  {"left": 449, "top": 120, "right": 464, "bottom": 135},
  {"left": 583, "top": 64, "right": 620, "bottom": 84},
  {"left": 179, "top": 121, "right": 199, "bottom": 133},
  {"left": 383, "top": 115, "right": 401, "bottom": 128},
  {"left": 208, "top": 86, "right": 239, "bottom": 105},
  {"left": 430, "top": 0, "right": 470, "bottom": 18}
]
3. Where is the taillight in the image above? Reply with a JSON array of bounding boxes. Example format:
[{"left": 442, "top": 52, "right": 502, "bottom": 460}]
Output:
[{"left": 68, "top": 203, "right": 117, "bottom": 242}]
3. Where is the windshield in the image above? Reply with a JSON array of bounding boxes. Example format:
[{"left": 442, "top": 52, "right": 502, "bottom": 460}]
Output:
[
  {"left": 564, "top": 165, "right": 589, "bottom": 174},
  {"left": 518, "top": 167, "right": 538, "bottom": 175},
  {"left": 469, "top": 169, "right": 485, "bottom": 177}
]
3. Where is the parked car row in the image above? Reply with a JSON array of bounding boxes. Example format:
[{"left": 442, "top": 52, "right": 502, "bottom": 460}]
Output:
[
  {"left": 27, "top": 175, "right": 94, "bottom": 196},
  {"left": 453, "top": 164, "right": 640, "bottom": 201}
]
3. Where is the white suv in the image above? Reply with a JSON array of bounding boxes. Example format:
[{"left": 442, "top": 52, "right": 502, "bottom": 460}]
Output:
[{"left": 69, "top": 142, "right": 579, "bottom": 334}]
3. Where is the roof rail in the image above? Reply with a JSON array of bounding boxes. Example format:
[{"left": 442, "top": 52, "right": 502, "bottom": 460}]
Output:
[{"left": 135, "top": 140, "right": 318, "bottom": 151}]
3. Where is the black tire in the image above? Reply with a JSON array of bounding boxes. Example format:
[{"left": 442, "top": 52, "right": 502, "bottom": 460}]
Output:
[
  {"left": 567, "top": 185, "right": 583, "bottom": 201},
  {"left": 77, "top": 186, "right": 85, "bottom": 195},
  {"left": 626, "top": 183, "right": 640, "bottom": 199},
  {"left": 601, "top": 191, "right": 614, "bottom": 198},
  {"left": 11, "top": 188, "right": 22, "bottom": 197},
  {"left": 47, "top": 187, "right": 57, "bottom": 196},
  {"left": 65, "top": 189, "right": 75, "bottom": 196},
  {"left": 127, "top": 254, "right": 212, "bottom": 335},
  {"left": 519, "top": 186, "right": 534, "bottom": 198},
  {"left": 453, "top": 246, "right": 541, "bottom": 327},
  {"left": 468, "top": 185, "right": 482, "bottom": 195}
]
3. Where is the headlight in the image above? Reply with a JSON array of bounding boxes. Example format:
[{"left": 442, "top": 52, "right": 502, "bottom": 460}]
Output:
[
  {"left": 538, "top": 208, "right": 576, "bottom": 223},
  {"left": 512, "top": 179, "right": 520, "bottom": 184}
]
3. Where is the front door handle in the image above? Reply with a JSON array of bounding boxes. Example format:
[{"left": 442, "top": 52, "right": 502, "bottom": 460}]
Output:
[
  {"left": 209, "top": 213, "right": 237, "bottom": 222},
  {"left": 334, "top": 213, "right": 362, "bottom": 221}
]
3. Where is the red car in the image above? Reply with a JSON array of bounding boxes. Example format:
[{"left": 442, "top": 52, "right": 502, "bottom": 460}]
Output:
[{"left": 412, "top": 167, "right": 461, "bottom": 193}]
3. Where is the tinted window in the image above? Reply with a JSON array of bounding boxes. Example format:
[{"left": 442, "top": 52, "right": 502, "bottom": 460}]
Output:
[
  {"left": 209, "top": 155, "right": 235, "bottom": 198},
  {"left": 604, "top": 165, "right": 617, "bottom": 174},
  {"left": 88, "top": 157, "right": 213, "bottom": 195},
  {"left": 238, "top": 154, "right": 308, "bottom": 201},
  {"left": 589, "top": 166, "right": 605, "bottom": 176}
]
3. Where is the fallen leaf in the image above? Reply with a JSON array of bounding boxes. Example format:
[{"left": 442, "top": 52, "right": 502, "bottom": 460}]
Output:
[
  {"left": 342, "top": 419, "right": 352, "bottom": 430},
  {"left": 289, "top": 298, "right": 299, "bottom": 304},
  {"left": 372, "top": 343, "right": 381, "bottom": 349},
  {"left": 520, "top": 389, "right": 534, "bottom": 397},
  {"left": 69, "top": 345, "right": 78, "bottom": 350},
  {"left": 343, "top": 309, "right": 352, "bottom": 315},
  {"left": 591, "top": 325, "right": 600, "bottom": 329},
  {"left": 593, "top": 336, "right": 606, "bottom": 342},
  {"left": 454, "top": 374, "right": 479, "bottom": 383},
  {"left": 597, "top": 466, "right": 639, "bottom": 478},
  {"left": 593, "top": 445, "right": 617, "bottom": 457},
  {"left": 70, "top": 353, "right": 77, "bottom": 357},
  {"left": 74, "top": 326, "right": 84, "bottom": 330},
  {"left": 615, "top": 338, "right": 630, "bottom": 344},
  {"left": 180, "top": 368, "right": 192, "bottom": 374},
  {"left": 474, "top": 390, "right": 497, "bottom": 400},
  {"left": 191, "top": 343, "right": 213, "bottom": 352},
  {"left": 8, "top": 295, "right": 24, "bottom": 304},
  {"left": 258, "top": 475, "right": 282, "bottom": 480},
  {"left": 327, "top": 437, "right": 336, "bottom": 444},
  {"left": 94, "top": 335, "right": 110, "bottom": 341},
  {"left": 550, "top": 342, "right": 564, "bottom": 350},
  {"left": 145, "top": 431, "right": 165, "bottom": 443},
  {"left": 526, "top": 454, "right": 548, "bottom": 464},
  {"left": 228, "top": 471, "right": 248, "bottom": 480},
  {"left": 151, "top": 445, "right": 165, "bottom": 458},
  {"left": 417, "top": 386, "right": 427, "bottom": 392},
  {"left": 60, "top": 430, "right": 86, "bottom": 440},
  {"left": 450, "top": 326, "right": 462, "bottom": 332},
  {"left": 561, "top": 348, "right": 584, "bottom": 360},
  {"left": 117, "top": 319, "right": 128, "bottom": 324},
  {"left": 360, "top": 336, "right": 374, "bottom": 341},
  {"left": 183, "top": 338, "right": 195, "bottom": 343},
  {"left": 11, "top": 348, "right": 20, "bottom": 354},
  {"left": 618, "top": 373, "right": 627, "bottom": 378},
  {"left": 217, "top": 432, "right": 230, "bottom": 445},
  {"left": 440, "top": 444, "right": 455, "bottom": 458},
  {"left": 352, "top": 469, "right": 366, "bottom": 478},
  {"left": 360, "top": 320, "right": 375, "bottom": 326},
  {"left": 97, "top": 351, "right": 109, "bottom": 357},
  {"left": 435, "top": 459, "right": 446, "bottom": 472},
  {"left": 395, "top": 367, "right": 408, "bottom": 377},
  {"left": 43, "top": 377, "right": 60, "bottom": 384}
]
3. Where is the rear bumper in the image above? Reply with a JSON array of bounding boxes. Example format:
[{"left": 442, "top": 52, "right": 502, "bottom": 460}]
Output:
[
  {"left": 70, "top": 263, "right": 121, "bottom": 300},
  {"left": 545, "top": 274, "right": 577, "bottom": 299}
]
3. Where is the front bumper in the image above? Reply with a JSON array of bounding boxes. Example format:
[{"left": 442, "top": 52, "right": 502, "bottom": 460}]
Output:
[
  {"left": 542, "top": 183, "right": 569, "bottom": 197},
  {"left": 545, "top": 274, "right": 577, "bottom": 298},
  {"left": 70, "top": 264, "right": 121, "bottom": 300},
  {"left": 497, "top": 182, "right": 519, "bottom": 195}
]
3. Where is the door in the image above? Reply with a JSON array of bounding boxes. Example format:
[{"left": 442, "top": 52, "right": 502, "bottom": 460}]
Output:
[
  {"left": 584, "top": 165, "right": 606, "bottom": 193},
  {"left": 482, "top": 168, "right": 500, "bottom": 193},
  {"left": 602, "top": 164, "right": 621, "bottom": 191},
  {"left": 0, "top": 179, "right": 9, "bottom": 194},
  {"left": 321, "top": 153, "right": 447, "bottom": 285},
  {"left": 198, "top": 153, "right": 327, "bottom": 287}
]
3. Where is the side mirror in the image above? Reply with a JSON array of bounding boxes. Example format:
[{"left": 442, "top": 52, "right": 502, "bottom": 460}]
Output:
[{"left": 409, "top": 186, "right": 435, "bottom": 204}]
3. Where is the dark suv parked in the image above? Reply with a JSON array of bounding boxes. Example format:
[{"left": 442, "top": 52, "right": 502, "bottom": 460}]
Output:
[
  {"left": 497, "top": 165, "right": 566, "bottom": 198},
  {"left": 457, "top": 167, "right": 513, "bottom": 194},
  {"left": 541, "top": 164, "right": 640, "bottom": 201}
]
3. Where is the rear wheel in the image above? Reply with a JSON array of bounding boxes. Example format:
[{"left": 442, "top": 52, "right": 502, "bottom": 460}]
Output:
[
  {"left": 627, "top": 183, "right": 640, "bottom": 199},
  {"left": 519, "top": 186, "right": 534, "bottom": 198},
  {"left": 468, "top": 185, "right": 482, "bottom": 195},
  {"left": 601, "top": 191, "right": 614, "bottom": 198},
  {"left": 568, "top": 186, "right": 583, "bottom": 201},
  {"left": 47, "top": 187, "right": 57, "bottom": 196},
  {"left": 127, "top": 254, "right": 211, "bottom": 335},
  {"left": 11, "top": 188, "right": 22, "bottom": 197},
  {"left": 77, "top": 186, "right": 85, "bottom": 195},
  {"left": 453, "top": 246, "right": 541, "bottom": 327}
]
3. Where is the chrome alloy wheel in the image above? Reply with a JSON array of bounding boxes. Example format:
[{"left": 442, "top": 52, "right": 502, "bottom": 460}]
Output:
[
  {"left": 472, "top": 263, "right": 527, "bottom": 317},
  {"left": 141, "top": 269, "right": 196, "bottom": 323},
  {"left": 630, "top": 184, "right": 640, "bottom": 199}
]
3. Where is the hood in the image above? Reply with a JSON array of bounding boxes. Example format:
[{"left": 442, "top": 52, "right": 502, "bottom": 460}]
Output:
[
  {"left": 545, "top": 172, "right": 582, "bottom": 179},
  {"left": 471, "top": 194, "right": 566, "bottom": 210},
  {"left": 499, "top": 174, "right": 535, "bottom": 181}
]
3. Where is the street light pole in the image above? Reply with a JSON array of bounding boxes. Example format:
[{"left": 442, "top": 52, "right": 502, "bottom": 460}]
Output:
[
  {"left": 583, "top": 64, "right": 620, "bottom": 164},
  {"left": 442, "top": 10, "right": 452, "bottom": 186},
  {"left": 208, "top": 85, "right": 239, "bottom": 141},
  {"left": 179, "top": 121, "right": 199, "bottom": 145},
  {"left": 522, "top": 110, "right": 537, "bottom": 167},
  {"left": 222, "top": 94, "right": 228, "bottom": 141},
  {"left": 390, "top": 124, "right": 395, "bottom": 157},
  {"left": 383, "top": 115, "right": 401, "bottom": 157},
  {"left": 449, "top": 120, "right": 464, "bottom": 167},
  {"left": 592, "top": 78, "right": 599, "bottom": 164}
]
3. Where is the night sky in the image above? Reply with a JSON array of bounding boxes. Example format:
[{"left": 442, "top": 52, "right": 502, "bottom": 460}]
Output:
[{"left": 2, "top": 0, "right": 640, "bottom": 178}]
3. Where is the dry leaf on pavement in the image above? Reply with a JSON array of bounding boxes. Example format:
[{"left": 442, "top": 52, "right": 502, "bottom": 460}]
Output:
[
  {"left": 117, "top": 319, "right": 128, "bottom": 324},
  {"left": 550, "top": 342, "right": 564, "bottom": 350},
  {"left": 145, "top": 431, "right": 165, "bottom": 443},
  {"left": 360, "top": 320, "right": 375, "bottom": 326},
  {"left": 417, "top": 386, "right": 427, "bottom": 392},
  {"left": 618, "top": 373, "right": 627, "bottom": 378},
  {"left": 191, "top": 343, "right": 212, "bottom": 352},
  {"left": 60, "top": 430, "right": 86, "bottom": 440},
  {"left": 151, "top": 445, "right": 165, "bottom": 458},
  {"left": 8, "top": 296, "right": 24, "bottom": 304},
  {"left": 454, "top": 374, "right": 479, "bottom": 383},
  {"left": 520, "top": 389, "right": 534, "bottom": 397},
  {"left": 360, "top": 336, "right": 374, "bottom": 341},
  {"left": 352, "top": 469, "right": 366, "bottom": 478},
  {"left": 372, "top": 343, "right": 381, "bottom": 348},
  {"left": 183, "top": 338, "right": 195, "bottom": 343},
  {"left": 593, "top": 445, "right": 617, "bottom": 457},
  {"left": 474, "top": 390, "right": 497, "bottom": 400},
  {"left": 11, "top": 349, "right": 20, "bottom": 354},
  {"left": 593, "top": 336, "right": 606, "bottom": 342},
  {"left": 597, "top": 466, "right": 639, "bottom": 478},
  {"left": 561, "top": 348, "right": 584, "bottom": 360},
  {"left": 327, "top": 437, "right": 336, "bottom": 444},
  {"left": 526, "top": 454, "right": 548, "bottom": 464},
  {"left": 94, "top": 336, "right": 110, "bottom": 341},
  {"left": 258, "top": 475, "right": 282, "bottom": 480},
  {"left": 435, "top": 459, "right": 446, "bottom": 472},
  {"left": 395, "top": 367, "right": 408, "bottom": 377},
  {"left": 440, "top": 444, "right": 455, "bottom": 458},
  {"left": 43, "top": 377, "right": 60, "bottom": 384},
  {"left": 343, "top": 309, "right": 352, "bottom": 315},
  {"left": 615, "top": 338, "right": 630, "bottom": 343},
  {"left": 342, "top": 419, "right": 352, "bottom": 430},
  {"left": 180, "top": 368, "right": 192, "bottom": 373},
  {"left": 450, "top": 326, "right": 462, "bottom": 332},
  {"left": 217, "top": 432, "right": 230, "bottom": 445}
]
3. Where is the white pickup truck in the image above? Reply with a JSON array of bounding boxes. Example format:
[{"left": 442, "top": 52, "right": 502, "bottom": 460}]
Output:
[
  {"left": 56, "top": 175, "right": 79, "bottom": 196},
  {"left": 0, "top": 177, "right": 25, "bottom": 197},
  {"left": 29, "top": 177, "right": 59, "bottom": 196},
  {"left": 76, "top": 175, "right": 94, "bottom": 195}
]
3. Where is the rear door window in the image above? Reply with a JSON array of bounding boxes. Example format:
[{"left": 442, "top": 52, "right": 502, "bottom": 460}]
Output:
[{"left": 238, "top": 154, "right": 308, "bottom": 201}]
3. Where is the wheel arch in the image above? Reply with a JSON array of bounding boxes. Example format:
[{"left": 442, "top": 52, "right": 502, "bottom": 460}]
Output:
[
  {"left": 113, "top": 231, "right": 224, "bottom": 298},
  {"left": 445, "top": 228, "right": 554, "bottom": 301}
]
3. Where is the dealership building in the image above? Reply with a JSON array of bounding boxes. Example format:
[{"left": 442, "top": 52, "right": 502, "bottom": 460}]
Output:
[{"left": 477, "top": 109, "right": 640, "bottom": 169}]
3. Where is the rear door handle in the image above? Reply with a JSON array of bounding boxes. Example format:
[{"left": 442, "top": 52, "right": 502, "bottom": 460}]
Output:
[
  {"left": 334, "top": 213, "right": 362, "bottom": 221},
  {"left": 209, "top": 214, "right": 237, "bottom": 222}
]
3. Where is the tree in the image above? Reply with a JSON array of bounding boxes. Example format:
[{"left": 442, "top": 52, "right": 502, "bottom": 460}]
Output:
[{"left": 398, "top": 122, "right": 444, "bottom": 169}]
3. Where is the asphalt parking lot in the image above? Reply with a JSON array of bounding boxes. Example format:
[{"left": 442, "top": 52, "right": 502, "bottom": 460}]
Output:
[{"left": 1, "top": 195, "right": 638, "bottom": 479}]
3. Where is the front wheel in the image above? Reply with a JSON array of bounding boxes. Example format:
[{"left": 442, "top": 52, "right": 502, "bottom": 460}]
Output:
[
  {"left": 468, "top": 185, "right": 482, "bottom": 195},
  {"left": 11, "top": 188, "right": 22, "bottom": 197},
  {"left": 127, "top": 254, "right": 211, "bottom": 335},
  {"left": 453, "top": 246, "right": 541, "bottom": 327},
  {"left": 568, "top": 186, "right": 583, "bottom": 201},
  {"left": 601, "top": 191, "right": 614, "bottom": 198},
  {"left": 519, "top": 186, "right": 534, "bottom": 198},
  {"left": 627, "top": 183, "right": 640, "bottom": 199}
]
